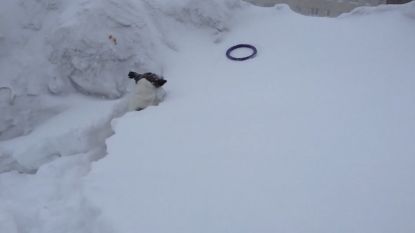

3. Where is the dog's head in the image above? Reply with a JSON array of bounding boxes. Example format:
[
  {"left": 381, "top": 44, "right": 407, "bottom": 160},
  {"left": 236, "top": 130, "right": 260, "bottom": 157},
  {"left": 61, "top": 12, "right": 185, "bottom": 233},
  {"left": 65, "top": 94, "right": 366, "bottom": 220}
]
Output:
[{"left": 129, "top": 71, "right": 167, "bottom": 87}]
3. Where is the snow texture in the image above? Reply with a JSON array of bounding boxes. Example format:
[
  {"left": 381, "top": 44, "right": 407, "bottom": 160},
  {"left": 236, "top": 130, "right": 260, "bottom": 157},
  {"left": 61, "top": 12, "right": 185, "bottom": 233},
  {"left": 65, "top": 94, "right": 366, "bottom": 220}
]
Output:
[{"left": 1, "top": 1, "right": 415, "bottom": 233}]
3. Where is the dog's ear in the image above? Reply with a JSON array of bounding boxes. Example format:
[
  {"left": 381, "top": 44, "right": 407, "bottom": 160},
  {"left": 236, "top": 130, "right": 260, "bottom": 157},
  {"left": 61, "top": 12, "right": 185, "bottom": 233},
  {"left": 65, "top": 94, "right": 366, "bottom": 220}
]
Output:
[
  {"left": 128, "top": 71, "right": 136, "bottom": 79},
  {"left": 128, "top": 71, "right": 144, "bottom": 84}
]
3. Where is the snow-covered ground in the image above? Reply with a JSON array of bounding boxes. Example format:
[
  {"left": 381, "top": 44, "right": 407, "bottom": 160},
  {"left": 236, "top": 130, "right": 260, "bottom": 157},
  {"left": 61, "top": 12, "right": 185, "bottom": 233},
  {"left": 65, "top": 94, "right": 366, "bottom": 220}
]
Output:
[{"left": 1, "top": 1, "right": 415, "bottom": 233}]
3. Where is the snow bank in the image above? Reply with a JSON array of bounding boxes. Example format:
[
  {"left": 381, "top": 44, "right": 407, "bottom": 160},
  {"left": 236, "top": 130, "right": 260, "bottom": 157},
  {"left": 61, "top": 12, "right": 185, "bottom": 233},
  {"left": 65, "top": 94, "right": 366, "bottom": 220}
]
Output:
[
  {"left": 0, "top": 0, "right": 243, "bottom": 140},
  {"left": 0, "top": 0, "right": 242, "bottom": 98},
  {"left": 344, "top": 0, "right": 415, "bottom": 18},
  {"left": 0, "top": 95, "right": 64, "bottom": 141},
  {"left": 1, "top": 1, "right": 415, "bottom": 233},
  {"left": 0, "top": 1, "right": 245, "bottom": 232},
  {"left": 0, "top": 95, "right": 125, "bottom": 172}
]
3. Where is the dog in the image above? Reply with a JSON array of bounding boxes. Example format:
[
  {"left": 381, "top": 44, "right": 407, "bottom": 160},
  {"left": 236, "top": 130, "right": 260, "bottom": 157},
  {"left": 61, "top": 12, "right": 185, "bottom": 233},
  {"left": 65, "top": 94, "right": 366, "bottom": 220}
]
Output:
[
  {"left": 127, "top": 71, "right": 167, "bottom": 111},
  {"left": 128, "top": 72, "right": 167, "bottom": 87}
]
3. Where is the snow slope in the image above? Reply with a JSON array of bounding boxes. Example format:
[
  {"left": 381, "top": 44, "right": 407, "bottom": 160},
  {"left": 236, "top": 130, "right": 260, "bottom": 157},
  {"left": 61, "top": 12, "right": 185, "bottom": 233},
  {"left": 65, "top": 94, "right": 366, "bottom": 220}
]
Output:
[
  {"left": 1, "top": 1, "right": 415, "bottom": 233},
  {"left": 86, "top": 3, "right": 415, "bottom": 233}
]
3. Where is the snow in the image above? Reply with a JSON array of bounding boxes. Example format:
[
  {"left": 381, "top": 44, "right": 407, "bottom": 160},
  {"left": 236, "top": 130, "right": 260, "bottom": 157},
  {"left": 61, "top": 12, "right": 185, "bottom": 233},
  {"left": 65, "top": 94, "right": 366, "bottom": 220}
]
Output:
[
  {"left": 1, "top": 1, "right": 415, "bottom": 233},
  {"left": 0, "top": 0, "right": 241, "bottom": 140},
  {"left": 0, "top": 95, "right": 125, "bottom": 172}
]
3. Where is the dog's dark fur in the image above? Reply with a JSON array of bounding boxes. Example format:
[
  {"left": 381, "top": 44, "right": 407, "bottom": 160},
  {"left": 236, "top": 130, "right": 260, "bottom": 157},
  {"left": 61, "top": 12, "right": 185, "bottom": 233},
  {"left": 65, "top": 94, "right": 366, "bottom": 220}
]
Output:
[{"left": 128, "top": 71, "right": 167, "bottom": 88}]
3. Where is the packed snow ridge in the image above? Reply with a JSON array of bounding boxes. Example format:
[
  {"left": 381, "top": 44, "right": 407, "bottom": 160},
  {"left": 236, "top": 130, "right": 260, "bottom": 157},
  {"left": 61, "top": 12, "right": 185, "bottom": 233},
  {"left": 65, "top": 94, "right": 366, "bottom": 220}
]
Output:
[
  {"left": 0, "top": 0, "right": 240, "bottom": 142},
  {"left": 1, "top": 0, "right": 415, "bottom": 233}
]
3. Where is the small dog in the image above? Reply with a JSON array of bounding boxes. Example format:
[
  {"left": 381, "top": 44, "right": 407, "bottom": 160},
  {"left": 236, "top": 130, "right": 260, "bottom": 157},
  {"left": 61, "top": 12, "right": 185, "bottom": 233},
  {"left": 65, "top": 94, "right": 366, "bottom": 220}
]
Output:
[{"left": 127, "top": 71, "right": 167, "bottom": 111}]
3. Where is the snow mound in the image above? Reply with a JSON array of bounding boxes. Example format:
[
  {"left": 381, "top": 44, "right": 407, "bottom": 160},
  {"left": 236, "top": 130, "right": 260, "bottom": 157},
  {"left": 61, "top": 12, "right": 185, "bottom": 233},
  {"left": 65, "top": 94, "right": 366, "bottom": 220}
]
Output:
[
  {"left": 0, "top": 0, "right": 244, "bottom": 140},
  {"left": 0, "top": 1, "right": 245, "bottom": 232},
  {"left": 0, "top": 0, "right": 243, "bottom": 98}
]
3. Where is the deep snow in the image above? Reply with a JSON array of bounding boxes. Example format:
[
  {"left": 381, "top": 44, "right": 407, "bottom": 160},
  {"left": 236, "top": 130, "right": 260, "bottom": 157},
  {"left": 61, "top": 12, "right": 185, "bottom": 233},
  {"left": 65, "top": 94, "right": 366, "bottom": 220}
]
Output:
[
  {"left": 1, "top": 1, "right": 415, "bottom": 233},
  {"left": 0, "top": 0, "right": 241, "bottom": 140},
  {"left": 86, "top": 4, "right": 415, "bottom": 233}
]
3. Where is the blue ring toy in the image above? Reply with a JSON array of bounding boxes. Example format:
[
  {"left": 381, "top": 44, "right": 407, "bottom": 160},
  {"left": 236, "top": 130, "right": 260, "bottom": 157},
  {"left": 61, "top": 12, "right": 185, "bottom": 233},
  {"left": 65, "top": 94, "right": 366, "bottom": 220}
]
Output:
[{"left": 226, "top": 44, "right": 257, "bottom": 61}]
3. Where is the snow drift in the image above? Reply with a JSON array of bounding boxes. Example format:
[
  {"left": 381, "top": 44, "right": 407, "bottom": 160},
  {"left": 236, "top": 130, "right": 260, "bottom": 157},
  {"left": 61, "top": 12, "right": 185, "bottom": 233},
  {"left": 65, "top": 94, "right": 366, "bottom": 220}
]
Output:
[
  {"left": 1, "top": 1, "right": 415, "bottom": 233},
  {"left": 86, "top": 2, "right": 415, "bottom": 233},
  {"left": 0, "top": 0, "right": 243, "bottom": 141},
  {"left": 0, "top": 0, "right": 241, "bottom": 97}
]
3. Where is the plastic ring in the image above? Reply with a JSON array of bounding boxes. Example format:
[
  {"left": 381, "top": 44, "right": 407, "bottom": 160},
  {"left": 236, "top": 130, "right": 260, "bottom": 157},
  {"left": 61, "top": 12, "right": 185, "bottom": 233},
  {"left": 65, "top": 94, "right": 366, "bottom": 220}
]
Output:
[{"left": 226, "top": 44, "right": 257, "bottom": 61}]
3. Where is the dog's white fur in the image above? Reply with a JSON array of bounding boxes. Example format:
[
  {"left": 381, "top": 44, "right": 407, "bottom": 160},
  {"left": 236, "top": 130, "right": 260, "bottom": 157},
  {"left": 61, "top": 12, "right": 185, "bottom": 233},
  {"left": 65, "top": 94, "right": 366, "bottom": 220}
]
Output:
[{"left": 127, "top": 78, "right": 166, "bottom": 111}]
